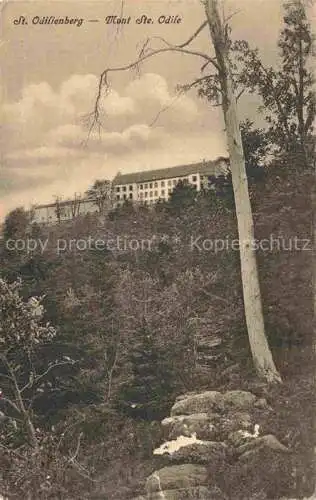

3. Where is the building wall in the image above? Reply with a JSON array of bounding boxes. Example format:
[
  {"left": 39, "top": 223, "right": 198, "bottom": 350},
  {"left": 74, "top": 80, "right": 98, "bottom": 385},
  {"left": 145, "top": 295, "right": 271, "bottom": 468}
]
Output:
[
  {"left": 114, "top": 172, "right": 203, "bottom": 207},
  {"left": 32, "top": 199, "right": 100, "bottom": 224}
]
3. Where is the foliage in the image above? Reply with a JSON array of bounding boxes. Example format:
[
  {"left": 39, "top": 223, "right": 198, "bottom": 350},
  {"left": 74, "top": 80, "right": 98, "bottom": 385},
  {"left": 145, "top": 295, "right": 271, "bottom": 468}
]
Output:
[
  {"left": 117, "top": 321, "right": 175, "bottom": 420},
  {"left": 0, "top": 158, "right": 313, "bottom": 496},
  {"left": 0, "top": 278, "right": 77, "bottom": 448},
  {"left": 0, "top": 278, "right": 55, "bottom": 347},
  {"left": 85, "top": 179, "right": 113, "bottom": 213},
  {"left": 240, "top": 120, "right": 269, "bottom": 181},
  {"left": 3, "top": 207, "right": 31, "bottom": 241},
  {"left": 205, "top": 120, "right": 269, "bottom": 209},
  {"left": 233, "top": 0, "right": 315, "bottom": 157},
  {"left": 168, "top": 180, "right": 198, "bottom": 213}
]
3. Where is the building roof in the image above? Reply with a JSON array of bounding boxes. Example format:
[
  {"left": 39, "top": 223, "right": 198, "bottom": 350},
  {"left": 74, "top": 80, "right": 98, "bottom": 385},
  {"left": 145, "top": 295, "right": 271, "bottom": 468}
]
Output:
[{"left": 112, "top": 157, "right": 229, "bottom": 185}]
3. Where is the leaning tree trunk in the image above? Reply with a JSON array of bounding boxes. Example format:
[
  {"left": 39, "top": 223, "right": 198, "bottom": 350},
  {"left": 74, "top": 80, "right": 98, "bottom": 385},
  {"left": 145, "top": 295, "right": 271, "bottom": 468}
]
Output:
[{"left": 205, "top": 0, "right": 281, "bottom": 383}]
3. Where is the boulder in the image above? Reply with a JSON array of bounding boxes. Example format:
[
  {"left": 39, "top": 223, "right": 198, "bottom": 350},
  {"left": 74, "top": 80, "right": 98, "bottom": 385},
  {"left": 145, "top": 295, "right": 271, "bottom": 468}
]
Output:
[
  {"left": 222, "top": 390, "right": 257, "bottom": 411},
  {"left": 161, "top": 413, "right": 220, "bottom": 440},
  {"left": 167, "top": 441, "right": 228, "bottom": 465},
  {"left": 227, "top": 430, "right": 253, "bottom": 448},
  {"left": 146, "top": 464, "right": 208, "bottom": 493},
  {"left": 216, "top": 411, "right": 253, "bottom": 439},
  {"left": 174, "top": 392, "right": 199, "bottom": 402},
  {"left": 237, "top": 434, "right": 291, "bottom": 460},
  {"left": 254, "top": 397, "right": 269, "bottom": 409},
  {"left": 170, "top": 392, "right": 224, "bottom": 416}
]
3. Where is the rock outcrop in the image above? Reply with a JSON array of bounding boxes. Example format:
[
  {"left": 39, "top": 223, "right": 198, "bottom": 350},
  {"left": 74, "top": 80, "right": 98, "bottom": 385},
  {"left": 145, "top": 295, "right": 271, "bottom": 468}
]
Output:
[{"left": 132, "top": 390, "right": 291, "bottom": 499}]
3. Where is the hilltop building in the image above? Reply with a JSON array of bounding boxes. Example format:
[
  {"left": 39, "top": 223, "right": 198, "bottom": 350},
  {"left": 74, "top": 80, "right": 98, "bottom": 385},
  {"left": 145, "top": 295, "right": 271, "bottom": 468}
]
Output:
[
  {"left": 112, "top": 157, "right": 229, "bottom": 207},
  {"left": 31, "top": 157, "right": 229, "bottom": 224}
]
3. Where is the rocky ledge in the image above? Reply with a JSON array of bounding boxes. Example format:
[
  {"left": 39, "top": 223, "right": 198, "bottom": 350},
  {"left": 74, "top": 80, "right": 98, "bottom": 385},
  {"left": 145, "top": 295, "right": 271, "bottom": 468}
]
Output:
[{"left": 131, "top": 390, "right": 293, "bottom": 500}]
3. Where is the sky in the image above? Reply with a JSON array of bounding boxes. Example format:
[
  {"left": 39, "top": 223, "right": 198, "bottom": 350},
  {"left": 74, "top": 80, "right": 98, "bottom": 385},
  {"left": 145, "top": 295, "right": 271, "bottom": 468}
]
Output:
[{"left": 0, "top": 0, "right": 289, "bottom": 218}]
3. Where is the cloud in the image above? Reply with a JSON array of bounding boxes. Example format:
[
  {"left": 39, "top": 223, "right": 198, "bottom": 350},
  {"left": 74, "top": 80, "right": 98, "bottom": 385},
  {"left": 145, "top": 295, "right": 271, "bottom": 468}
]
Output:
[
  {"left": 48, "top": 121, "right": 165, "bottom": 155},
  {"left": 7, "top": 146, "right": 84, "bottom": 161},
  {"left": 100, "top": 90, "right": 136, "bottom": 116},
  {"left": 48, "top": 124, "right": 84, "bottom": 147},
  {"left": 3, "top": 72, "right": 200, "bottom": 155},
  {"left": 1, "top": 71, "right": 223, "bottom": 218},
  {"left": 94, "top": 123, "right": 165, "bottom": 154},
  {"left": 125, "top": 73, "right": 199, "bottom": 125}
]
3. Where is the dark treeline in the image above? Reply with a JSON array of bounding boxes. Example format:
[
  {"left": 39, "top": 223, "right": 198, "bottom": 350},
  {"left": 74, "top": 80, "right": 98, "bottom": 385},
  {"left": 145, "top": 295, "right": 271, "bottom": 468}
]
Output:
[{"left": 0, "top": 152, "right": 314, "bottom": 498}]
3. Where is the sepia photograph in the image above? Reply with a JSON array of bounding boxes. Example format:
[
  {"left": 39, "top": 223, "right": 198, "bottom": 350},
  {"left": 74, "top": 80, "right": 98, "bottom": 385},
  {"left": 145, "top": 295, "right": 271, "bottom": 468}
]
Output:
[{"left": 0, "top": 0, "right": 315, "bottom": 498}]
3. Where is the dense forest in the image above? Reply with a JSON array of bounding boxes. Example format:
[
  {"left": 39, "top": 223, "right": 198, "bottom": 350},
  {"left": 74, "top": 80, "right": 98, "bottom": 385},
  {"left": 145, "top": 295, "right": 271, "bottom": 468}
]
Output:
[{"left": 0, "top": 1, "right": 315, "bottom": 499}]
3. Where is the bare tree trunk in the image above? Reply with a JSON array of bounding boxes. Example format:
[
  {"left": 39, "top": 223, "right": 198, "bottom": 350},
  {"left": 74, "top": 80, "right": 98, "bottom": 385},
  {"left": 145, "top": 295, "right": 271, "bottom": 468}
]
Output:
[
  {"left": 6, "top": 359, "right": 39, "bottom": 448},
  {"left": 205, "top": 0, "right": 281, "bottom": 383}
]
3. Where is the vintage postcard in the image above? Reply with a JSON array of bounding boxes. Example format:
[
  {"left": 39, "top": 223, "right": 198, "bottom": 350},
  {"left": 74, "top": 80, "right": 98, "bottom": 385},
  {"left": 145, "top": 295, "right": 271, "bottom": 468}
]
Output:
[{"left": 0, "top": 0, "right": 315, "bottom": 499}]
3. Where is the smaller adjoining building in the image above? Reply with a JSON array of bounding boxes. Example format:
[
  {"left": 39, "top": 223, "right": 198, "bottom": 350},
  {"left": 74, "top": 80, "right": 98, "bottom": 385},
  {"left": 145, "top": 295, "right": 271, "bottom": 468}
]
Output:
[{"left": 31, "top": 197, "right": 101, "bottom": 224}]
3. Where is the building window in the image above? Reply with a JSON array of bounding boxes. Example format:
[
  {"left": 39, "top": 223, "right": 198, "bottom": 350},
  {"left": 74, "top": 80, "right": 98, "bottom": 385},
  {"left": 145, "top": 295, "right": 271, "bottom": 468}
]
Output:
[
  {"left": 144, "top": 192, "right": 148, "bottom": 198},
  {"left": 161, "top": 180, "right": 165, "bottom": 187},
  {"left": 139, "top": 192, "right": 144, "bottom": 199},
  {"left": 149, "top": 182, "right": 153, "bottom": 189},
  {"left": 129, "top": 185, "right": 133, "bottom": 191},
  {"left": 129, "top": 193, "right": 133, "bottom": 199},
  {"left": 161, "top": 190, "right": 165, "bottom": 196},
  {"left": 173, "top": 179, "right": 177, "bottom": 186},
  {"left": 122, "top": 186, "right": 127, "bottom": 192},
  {"left": 150, "top": 191, "right": 153, "bottom": 198},
  {"left": 144, "top": 183, "right": 148, "bottom": 189},
  {"left": 154, "top": 181, "right": 158, "bottom": 188},
  {"left": 139, "top": 184, "right": 143, "bottom": 190},
  {"left": 168, "top": 180, "right": 172, "bottom": 186},
  {"left": 123, "top": 194, "right": 127, "bottom": 200},
  {"left": 168, "top": 188, "right": 172, "bottom": 194},
  {"left": 116, "top": 187, "right": 120, "bottom": 192},
  {"left": 154, "top": 190, "right": 158, "bottom": 197},
  {"left": 116, "top": 194, "right": 120, "bottom": 200},
  {"left": 192, "top": 175, "right": 197, "bottom": 182}
]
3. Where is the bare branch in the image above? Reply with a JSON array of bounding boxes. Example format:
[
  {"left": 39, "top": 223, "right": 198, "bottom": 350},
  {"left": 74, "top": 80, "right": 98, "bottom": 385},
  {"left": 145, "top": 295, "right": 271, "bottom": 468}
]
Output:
[
  {"left": 223, "top": 9, "right": 242, "bottom": 24},
  {"left": 20, "top": 360, "right": 76, "bottom": 393},
  {"left": 236, "top": 88, "right": 246, "bottom": 101},
  {"left": 90, "top": 30, "right": 220, "bottom": 132},
  {"left": 1, "top": 396, "right": 21, "bottom": 415},
  {"left": 64, "top": 431, "right": 102, "bottom": 482},
  {"left": 144, "top": 20, "right": 210, "bottom": 53},
  {"left": 0, "top": 442, "right": 25, "bottom": 460},
  {"left": 180, "top": 74, "right": 221, "bottom": 93},
  {"left": 0, "top": 372, "right": 15, "bottom": 383},
  {"left": 56, "top": 415, "right": 86, "bottom": 452},
  {"left": 177, "top": 20, "right": 209, "bottom": 48},
  {"left": 201, "top": 60, "right": 214, "bottom": 72},
  {"left": 68, "top": 432, "right": 83, "bottom": 463},
  {"left": 149, "top": 92, "right": 184, "bottom": 127},
  {"left": 200, "top": 289, "right": 230, "bottom": 304}
]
